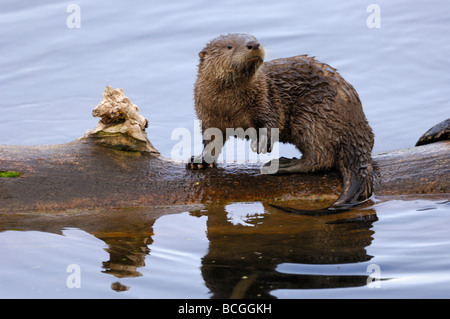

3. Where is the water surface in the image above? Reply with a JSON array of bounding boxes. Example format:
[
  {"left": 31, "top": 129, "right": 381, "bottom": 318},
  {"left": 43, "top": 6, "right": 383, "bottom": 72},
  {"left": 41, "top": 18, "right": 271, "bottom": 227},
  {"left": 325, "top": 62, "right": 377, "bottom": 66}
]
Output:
[
  {"left": 1, "top": 0, "right": 449, "bottom": 154},
  {"left": 0, "top": 197, "right": 449, "bottom": 298}
]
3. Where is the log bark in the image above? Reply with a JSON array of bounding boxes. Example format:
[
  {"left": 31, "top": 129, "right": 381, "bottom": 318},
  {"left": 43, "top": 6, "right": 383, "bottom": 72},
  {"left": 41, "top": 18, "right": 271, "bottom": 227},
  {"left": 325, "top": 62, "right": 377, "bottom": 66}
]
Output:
[{"left": 0, "top": 136, "right": 448, "bottom": 212}]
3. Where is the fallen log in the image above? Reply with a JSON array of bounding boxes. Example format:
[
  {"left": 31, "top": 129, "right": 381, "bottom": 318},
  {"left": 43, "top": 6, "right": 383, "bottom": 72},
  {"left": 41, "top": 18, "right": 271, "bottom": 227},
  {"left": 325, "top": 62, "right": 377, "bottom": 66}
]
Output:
[{"left": 0, "top": 87, "right": 448, "bottom": 212}]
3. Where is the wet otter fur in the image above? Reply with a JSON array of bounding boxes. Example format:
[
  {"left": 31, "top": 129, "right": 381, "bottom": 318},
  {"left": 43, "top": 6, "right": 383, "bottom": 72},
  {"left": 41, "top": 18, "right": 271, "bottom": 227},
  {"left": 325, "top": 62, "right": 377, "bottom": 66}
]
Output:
[{"left": 188, "top": 33, "right": 374, "bottom": 215}]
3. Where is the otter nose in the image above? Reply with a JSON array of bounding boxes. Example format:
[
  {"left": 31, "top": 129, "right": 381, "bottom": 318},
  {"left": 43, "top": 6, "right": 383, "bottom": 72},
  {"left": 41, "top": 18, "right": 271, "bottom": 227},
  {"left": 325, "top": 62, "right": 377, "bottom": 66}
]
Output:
[{"left": 246, "top": 41, "right": 260, "bottom": 50}]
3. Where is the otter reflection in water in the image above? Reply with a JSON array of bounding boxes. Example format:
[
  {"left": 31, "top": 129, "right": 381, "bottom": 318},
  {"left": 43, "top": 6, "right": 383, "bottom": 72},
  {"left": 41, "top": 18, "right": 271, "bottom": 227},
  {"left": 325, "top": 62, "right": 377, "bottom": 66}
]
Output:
[
  {"left": 0, "top": 203, "right": 378, "bottom": 297},
  {"left": 194, "top": 202, "right": 377, "bottom": 298}
]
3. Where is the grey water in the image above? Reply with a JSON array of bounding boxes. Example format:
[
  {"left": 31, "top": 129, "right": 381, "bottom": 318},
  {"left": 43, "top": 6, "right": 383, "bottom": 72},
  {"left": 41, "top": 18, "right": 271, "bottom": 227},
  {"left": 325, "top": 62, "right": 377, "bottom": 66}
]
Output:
[
  {"left": 0, "top": 0, "right": 449, "bottom": 299},
  {"left": 1, "top": 0, "right": 449, "bottom": 154},
  {"left": 0, "top": 197, "right": 449, "bottom": 298}
]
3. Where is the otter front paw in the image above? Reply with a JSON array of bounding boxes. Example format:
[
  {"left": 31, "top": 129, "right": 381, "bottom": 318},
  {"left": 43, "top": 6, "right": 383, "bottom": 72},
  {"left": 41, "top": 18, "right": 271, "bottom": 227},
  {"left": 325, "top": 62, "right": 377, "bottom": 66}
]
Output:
[
  {"left": 186, "top": 155, "right": 217, "bottom": 169},
  {"left": 250, "top": 134, "right": 272, "bottom": 154}
]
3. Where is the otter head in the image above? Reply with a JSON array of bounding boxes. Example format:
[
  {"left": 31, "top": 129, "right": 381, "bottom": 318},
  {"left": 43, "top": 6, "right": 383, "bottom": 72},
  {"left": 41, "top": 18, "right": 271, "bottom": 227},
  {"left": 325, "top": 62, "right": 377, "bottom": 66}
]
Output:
[{"left": 198, "top": 33, "right": 265, "bottom": 85}]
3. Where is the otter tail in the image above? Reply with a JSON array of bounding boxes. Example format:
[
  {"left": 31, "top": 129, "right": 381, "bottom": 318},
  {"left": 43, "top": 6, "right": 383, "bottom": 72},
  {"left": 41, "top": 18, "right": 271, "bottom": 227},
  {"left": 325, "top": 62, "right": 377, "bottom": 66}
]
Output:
[
  {"left": 330, "top": 161, "right": 373, "bottom": 208},
  {"left": 271, "top": 159, "right": 373, "bottom": 216}
]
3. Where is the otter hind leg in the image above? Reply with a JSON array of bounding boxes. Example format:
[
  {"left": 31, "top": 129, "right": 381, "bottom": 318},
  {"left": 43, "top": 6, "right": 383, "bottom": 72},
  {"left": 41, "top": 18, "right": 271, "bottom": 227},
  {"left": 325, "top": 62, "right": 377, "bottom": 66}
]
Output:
[
  {"left": 261, "top": 157, "right": 298, "bottom": 174},
  {"left": 271, "top": 157, "right": 308, "bottom": 175},
  {"left": 263, "top": 151, "right": 333, "bottom": 175},
  {"left": 268, "top": 150, "right": 373, "bottom": 215}
]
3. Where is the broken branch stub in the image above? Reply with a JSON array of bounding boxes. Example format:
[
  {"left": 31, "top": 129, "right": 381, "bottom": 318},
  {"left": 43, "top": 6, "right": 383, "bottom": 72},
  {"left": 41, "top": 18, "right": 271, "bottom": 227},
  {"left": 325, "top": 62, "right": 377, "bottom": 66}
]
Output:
[{"left": 85, "top": 86, "right": 160, "bottom": 154}]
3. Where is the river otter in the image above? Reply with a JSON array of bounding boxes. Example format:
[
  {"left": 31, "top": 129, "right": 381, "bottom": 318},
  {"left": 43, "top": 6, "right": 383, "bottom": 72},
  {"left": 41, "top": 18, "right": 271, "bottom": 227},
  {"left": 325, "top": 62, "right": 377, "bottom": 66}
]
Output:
[{"left": 187, "top": 33, "right": 374, "bottom": 214}]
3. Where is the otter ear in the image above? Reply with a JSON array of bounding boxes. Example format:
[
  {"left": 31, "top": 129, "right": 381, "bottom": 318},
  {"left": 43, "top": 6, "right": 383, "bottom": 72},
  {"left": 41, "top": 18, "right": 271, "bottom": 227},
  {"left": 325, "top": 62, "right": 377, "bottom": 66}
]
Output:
[{"left": 199, "top": 50, "right": 207, "bottom": 61}]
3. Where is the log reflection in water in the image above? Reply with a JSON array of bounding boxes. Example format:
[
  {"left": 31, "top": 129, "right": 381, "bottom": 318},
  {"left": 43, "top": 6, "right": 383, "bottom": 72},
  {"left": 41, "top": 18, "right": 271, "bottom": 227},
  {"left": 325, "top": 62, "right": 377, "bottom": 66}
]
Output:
[{"left": 0, "top": 201, "right": 379, "bottom": 296}]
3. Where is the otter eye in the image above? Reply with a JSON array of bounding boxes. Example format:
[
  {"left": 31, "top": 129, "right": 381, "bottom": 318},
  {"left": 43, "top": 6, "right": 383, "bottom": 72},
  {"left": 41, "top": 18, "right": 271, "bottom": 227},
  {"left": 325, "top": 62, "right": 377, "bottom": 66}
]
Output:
[{"left": 227, "top": 44, "right": 233, "bottom": 50}]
